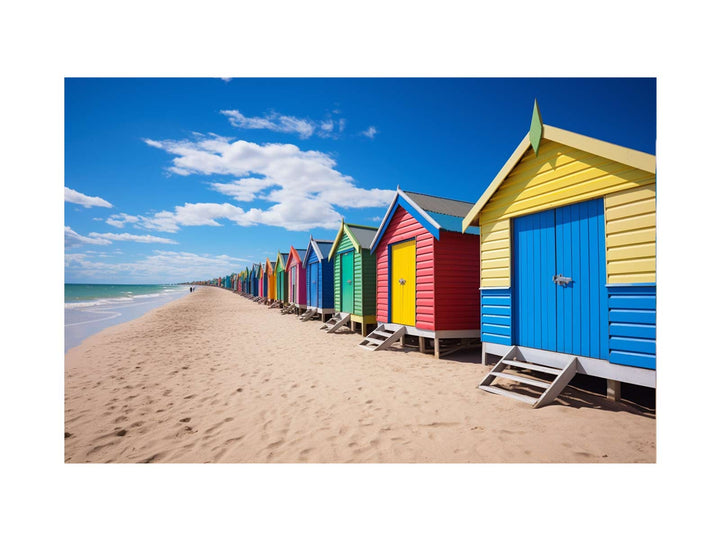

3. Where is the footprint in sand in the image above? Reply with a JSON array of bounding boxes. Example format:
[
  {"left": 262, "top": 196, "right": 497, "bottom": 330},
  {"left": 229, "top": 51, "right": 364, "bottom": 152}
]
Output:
[{"left": 179, "top": 417, "right": 191, "bottom": 423}]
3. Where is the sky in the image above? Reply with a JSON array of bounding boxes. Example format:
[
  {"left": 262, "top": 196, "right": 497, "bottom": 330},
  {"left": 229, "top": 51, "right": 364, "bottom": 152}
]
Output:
[{"left": 64, "top": 78, "right": 656, "bottom": 284}]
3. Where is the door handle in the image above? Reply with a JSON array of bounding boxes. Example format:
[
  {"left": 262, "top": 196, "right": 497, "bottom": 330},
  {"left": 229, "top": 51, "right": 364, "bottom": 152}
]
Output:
[
  {"left": 398, "top": 279, "right": 406, "bottom": 285},
  {"left": 553, "top": 274, "right": 572, "bottom": 287},
  {"left": 347, "top": 280, "right": 352, "bottom": 284}
]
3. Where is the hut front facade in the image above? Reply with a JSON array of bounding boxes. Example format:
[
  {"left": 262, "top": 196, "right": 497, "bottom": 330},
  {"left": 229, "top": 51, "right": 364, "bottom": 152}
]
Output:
[
  {"left": 265, "top": 258, "right": 277, "bottom": 302},
  {"left": 328, "top": 221, "right": 378, "bottom": 335},
  {"left": 302, "top": 238, "right": 335, "bottom": 315},
  {"left": 369, "top": 188, "right": 481, "bottom": 356},
  {"left": 285, "top": 246, "right": 307, "bottom": 308},
  {"left": 462, "top": 109, "right": 656, "bottom": 394},
  {"left": 275, "top": 252, "right": 289, "bottom": 304}
]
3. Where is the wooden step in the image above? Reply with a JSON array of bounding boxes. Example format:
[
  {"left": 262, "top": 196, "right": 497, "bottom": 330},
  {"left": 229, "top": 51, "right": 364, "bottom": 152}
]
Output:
[
  {"left": 363, "top": 337, "right": 384, "bottom": 346},
  {"left": 374, "top": 330, "right": 393, "bottom": 338},
  {"left": 490, "top": 371, "right": 551, "bottom": 389},
  {"left": 501, "top": 359, "right": 562, "bottom": 375},
  {"left": 478, "top": 385, "right": 537, "bottom": 405}
]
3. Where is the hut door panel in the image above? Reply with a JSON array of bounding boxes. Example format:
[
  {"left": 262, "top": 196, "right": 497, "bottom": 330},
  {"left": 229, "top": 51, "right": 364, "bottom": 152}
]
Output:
[
  {"left": 391, "top": 240, "right": 416, "bottom": 326},
  {"left": 341, "top": 252, "right": 354, "bottom": 312},
  {"left": 309, "top": 263, "right": 319, "bottom": 307},
  {"left": 555, "top": 199, "right": 608, "bottom": 359},
  {"left": 290, "top": 267, "right": 296, "bottom": 303},
  {"left": 513, "top": 198, "right": 608, "bottom": 359},
  {"left": 513, "top": 208, "right": 557, "bottom": 351}
]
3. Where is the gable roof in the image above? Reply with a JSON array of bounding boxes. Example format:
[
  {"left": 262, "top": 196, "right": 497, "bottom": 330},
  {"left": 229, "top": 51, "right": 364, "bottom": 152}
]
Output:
[
  {"left": 303, "top": 237, "right": 334, "bottom": 267},
  {"left": 328, "top": 221, "right": 379, "bottom": 259},
  {"left": 462, "top": 124, "right": 657, "bottom": 232},
  {"left": 370, "top": 187, "right": 479, "bottom": 253},
  {"left": 275, "top": 251, "right": 289, "bottom": 271},
  {"left": 286, "top": 246, "right": 307, "bottom": 267}
]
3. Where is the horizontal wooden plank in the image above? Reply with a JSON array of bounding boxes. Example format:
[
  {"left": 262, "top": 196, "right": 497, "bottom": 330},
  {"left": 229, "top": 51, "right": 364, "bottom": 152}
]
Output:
[
  {"left": 609, "top": 322, "right": 656, "bottom": 339},
  {"left": 482, "top": 322, "right": 511, "bottom": 336},
  {"left": 481, "top": 332, "right": 512, "bottom": 346},
  {"left": 478, "top": 384, "right": 537, "bottom": 404},
  {"left": 491, "top": 372, "right": 551, "bottom": 389},
  {"left": 609, "top": 350, "right": 655, "bottom": 370},
  {"left": 607, "top": 257, "right": 656, "bottom": 275},
  {"left": 502, "top": 360, "right": 563, "bottom": 375},
  {"left": 608, "top": 308, "right": 656, "bottom": 325},
  {"left": 607, "top": 243, "right": 655, "bottom": 261},
  {"left": 605, "top": 197, "right": 655, "bottom": 221},
  {"left": 604, "top": 185, "right": 656, "bottom": 208},
  {"left": 605, "top": 213, "right": 656, "bottom": 235},
  {"left": 605, "top": 227, "right": 656, "bottom": 248},
  {"left": 609, "top": 336, "right": 656, "bottom": 355},
  {"left": 608, "top": 295, "right": 656, "bottom": 310}
]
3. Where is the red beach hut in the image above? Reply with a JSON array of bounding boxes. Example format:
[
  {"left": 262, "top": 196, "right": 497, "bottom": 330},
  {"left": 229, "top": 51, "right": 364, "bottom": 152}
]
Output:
[
  {"left": 361, "top": 188, "right": 481, "bottom": 357},
  {"left": 285, "top": 245, "right": 308, "bottom": 311}
]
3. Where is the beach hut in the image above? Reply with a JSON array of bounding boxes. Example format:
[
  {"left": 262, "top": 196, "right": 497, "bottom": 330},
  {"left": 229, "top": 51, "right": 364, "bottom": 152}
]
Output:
[
  {"left": 362, "top": 188, "right": 481, "bottom": 357},
  {"left": 461, "top": 102, "right": 656, "bottom": 406},
  {"left": 285, "top": 246, "right": 308, "bottom": 311},
  {"left": 251, "top": 263, "right": 261, "bottom": 297},
  {"left": 265, "top": 258, "right": 277, "bottom": 305},
  {"left": 326, "top": 221, "right": 378, "bottom": 335},
  {"left": 302, "top": 237, "right": 335, "bottom": 321},
  {"left": 275, "top": 251, "right": 289, "bottom": 305}
]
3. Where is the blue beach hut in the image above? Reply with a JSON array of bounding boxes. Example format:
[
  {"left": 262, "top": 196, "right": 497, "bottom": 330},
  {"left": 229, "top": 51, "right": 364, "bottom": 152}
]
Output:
[{"left": 302, "top": 237, "right": 335, "bottom": 319}]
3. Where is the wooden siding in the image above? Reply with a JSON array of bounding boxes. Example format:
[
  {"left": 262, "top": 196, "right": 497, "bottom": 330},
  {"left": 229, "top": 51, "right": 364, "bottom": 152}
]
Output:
[
  {"left": 375, "top": 206, "right": 435, "bottom": 330},
  {"left": 359, "top": 249, "right": 376, "bottom": 316},
  {"left": 608, "top": 285, "right": 656, "bottom": 369},
  {"left": 479, "top": 140, "right": 656, "bottom": 288},
  {"left": 481, "top": 288, "right": 512, "bottom": 345},
  {"left": 433, "top": 230, "right": 480, "bottom": 331},
  {"left": 333, "top": 234, "right": 355, "bottom": 311},
  {"left": 605, "top": 184, "right": 656, "bottom": 284},
  {"left": 286, "top": 252, "right": 307, "bottom": 305},
  {"left": 306, "top": 248, "right": 334, "bottom": 309}
]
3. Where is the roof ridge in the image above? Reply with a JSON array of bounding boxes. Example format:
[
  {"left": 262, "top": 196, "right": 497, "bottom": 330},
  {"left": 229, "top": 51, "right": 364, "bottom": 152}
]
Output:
[{"left": 403, "top": 190, "right": 474, "bottom": 205}]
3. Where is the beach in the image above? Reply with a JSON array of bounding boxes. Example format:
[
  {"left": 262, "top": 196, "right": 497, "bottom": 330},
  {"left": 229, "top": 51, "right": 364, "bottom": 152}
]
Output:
[{"left": 64, "top": 286, "right": 656, "bottom": 463}]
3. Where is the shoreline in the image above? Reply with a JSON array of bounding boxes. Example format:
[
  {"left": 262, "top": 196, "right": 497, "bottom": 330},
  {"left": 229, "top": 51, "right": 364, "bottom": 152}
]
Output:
[
  {"left": 65, "top": 286, "right": 655, "bottom": 463},
  {"left": 64, "top": 287, "right": 189, "bottom": 353}
]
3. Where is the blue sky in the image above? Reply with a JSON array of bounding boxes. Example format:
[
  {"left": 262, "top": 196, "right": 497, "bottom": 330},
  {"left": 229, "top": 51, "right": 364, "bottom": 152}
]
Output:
[{"left": 65, "top": 78, "right": 656, "bottom": 284}]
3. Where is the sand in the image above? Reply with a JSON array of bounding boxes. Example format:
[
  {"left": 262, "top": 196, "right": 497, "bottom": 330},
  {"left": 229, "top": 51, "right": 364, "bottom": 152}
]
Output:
[{"left": 64, "top": 286, "right": 655, "bottom": 463}]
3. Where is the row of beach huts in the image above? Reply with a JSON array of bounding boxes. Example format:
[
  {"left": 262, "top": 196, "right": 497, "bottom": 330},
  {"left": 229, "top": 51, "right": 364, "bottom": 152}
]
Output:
[{"left": 194, "top": 106, "right": 657, "bottom": 408}]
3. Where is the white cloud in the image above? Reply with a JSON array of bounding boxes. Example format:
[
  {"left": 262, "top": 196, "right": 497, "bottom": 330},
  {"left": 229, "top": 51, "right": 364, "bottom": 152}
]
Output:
[
  {"left": 220, "top": 77, "right": 232, "bottom": 82},
  {"left": 65, "top": 227, "right": 112, "bottom": 249},
  {"left": 87, "top": 232, "right": 178, "bottom": 244},
  {"left": 361, "top": 126, "right": 378, "bottom": 139},
  {"left": 65, "top": 187, "right": 113, "bottom": 208},
  {"left": 140, "top": 134, "right": 395, "bottom": 231},
  {"left": 106, "top": 213, "right": 141, "bottom": 228},
  {"left": 220, "top": 110, "right": 346, "bottom": 139},
  {"left": 65, "top": 250, "right": 249, "bottom": 282},
  {"left": 65, "top": 226, "right": 177, "bottom": 248}
]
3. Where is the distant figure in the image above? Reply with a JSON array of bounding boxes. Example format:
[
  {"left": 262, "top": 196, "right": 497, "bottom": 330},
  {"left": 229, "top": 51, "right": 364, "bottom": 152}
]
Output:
[{"left": 189, "top": 286, "right": 193, "bottom": 293}]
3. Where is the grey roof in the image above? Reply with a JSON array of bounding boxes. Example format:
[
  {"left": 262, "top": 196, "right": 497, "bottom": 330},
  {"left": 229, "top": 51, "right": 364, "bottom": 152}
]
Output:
[
  {"left": 403, "top": 190, "right": 475, "bottom": 218},
  {"left": 346, "top": 224, "right": 378, "bottom": 249},
  {"left": 314, "top": 240, "right": 334, "bottom": 260}
]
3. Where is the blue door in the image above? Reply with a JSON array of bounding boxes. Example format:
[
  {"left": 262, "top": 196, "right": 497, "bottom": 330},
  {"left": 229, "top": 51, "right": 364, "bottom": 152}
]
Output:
[
  {"left": 513, "top": 198, "right": 609, "bottom": 359},
  {"left": 309, "top": 262, "right": 318, "bottom": 307}
]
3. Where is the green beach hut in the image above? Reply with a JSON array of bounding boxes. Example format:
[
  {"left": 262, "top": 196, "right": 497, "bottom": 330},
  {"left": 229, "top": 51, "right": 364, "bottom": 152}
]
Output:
[
  {"left": 275, "top": 251, "right": 289, "bottom": 305},
  {"left": 327, "top": 221, "right": 378, "bottom": 336}
]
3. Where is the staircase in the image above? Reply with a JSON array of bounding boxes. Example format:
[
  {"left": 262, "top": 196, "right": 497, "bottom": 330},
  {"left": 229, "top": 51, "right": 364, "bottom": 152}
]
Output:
[
  {"left": 478, "top": 346, "right": 578, "bottom": 408},
  {"left": 358, "top": 325, "right": 406, "bottom": 351},
  {"left": 280, "top": 304, "right": 295, "bottom": 314},
  {"left": 320, "top": 312, "right": 350, "bottom": 333},
  {"left": 298, "top": 308, "right": 318, "bottom": 322}
]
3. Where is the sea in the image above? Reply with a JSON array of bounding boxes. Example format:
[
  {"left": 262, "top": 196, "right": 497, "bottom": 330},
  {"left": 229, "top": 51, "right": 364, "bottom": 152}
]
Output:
[{"left": 64, "top": 283, "right": 190, "bottom": 352}]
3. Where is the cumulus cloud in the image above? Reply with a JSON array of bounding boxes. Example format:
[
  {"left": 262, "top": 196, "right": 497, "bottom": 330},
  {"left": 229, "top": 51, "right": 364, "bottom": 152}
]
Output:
[
  {"left": 65, "top": 250, "right": 249, "bottom": 282},
  {"left": 65, "top": 187, "right": 113, "bottom": 208},
  {"left": 361, "top": 126, "right": 378, "bottom": 139},
  {"left": 106, "top": 213, "right": 141, "bottom": 228},
  {"left": 139, "top": 134, "right": 395, "bottom": 231}
]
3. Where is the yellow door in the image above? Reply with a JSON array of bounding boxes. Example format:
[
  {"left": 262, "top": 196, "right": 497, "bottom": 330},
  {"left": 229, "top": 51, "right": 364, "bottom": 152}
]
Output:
[{"left": 391, "top": 240, "right": 416, "bottom": 326}]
